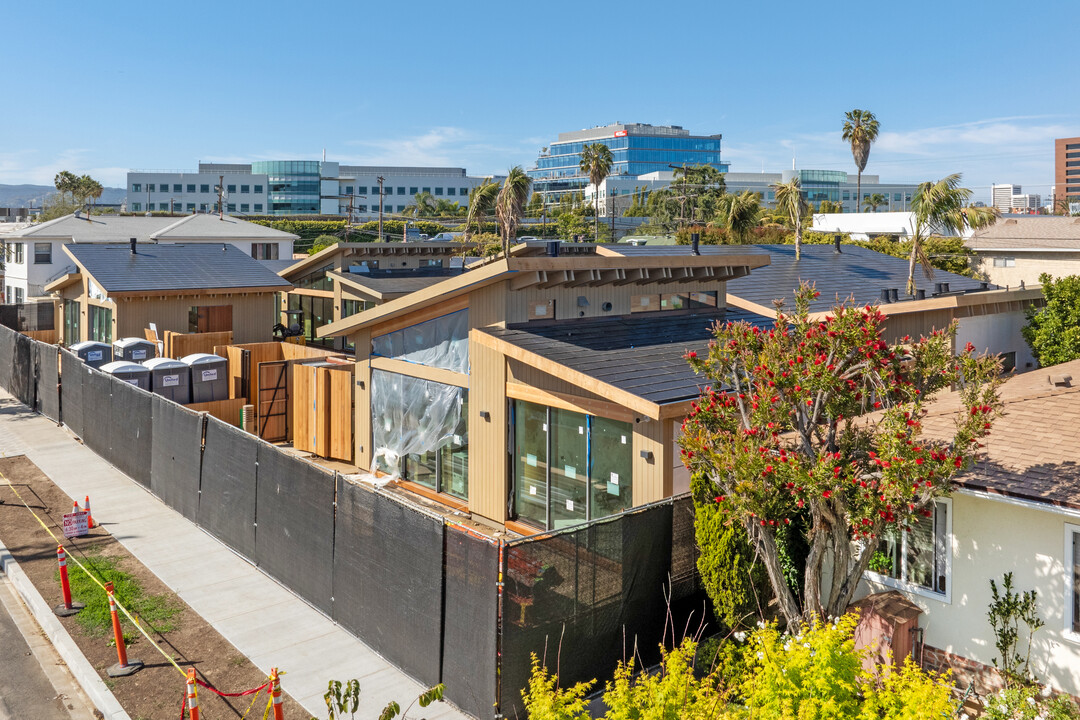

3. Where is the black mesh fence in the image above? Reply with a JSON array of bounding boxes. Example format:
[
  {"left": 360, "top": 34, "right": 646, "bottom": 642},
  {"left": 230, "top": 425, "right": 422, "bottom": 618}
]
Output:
[
  {"left": 0, "top": 302, "right": 54, "bottom": 331},
  {"left": 499, "top": 500, "right": 694, "bottom": 718},
  {"left": 11, "top": 332, "right": 34, "bottom": 407},
  {"left": 441, "top": 526, "right": 499, "bottom": 720},
  {"left": 254, "top": 446, "right": 335, "bottom": 615},
  {"left": 198, "top": 417, "right": 259, "bottom": 561},
  {"left": 79, "top": 369, "right": 112, "bottom": 458},
  {"left": 333, "top": 480, "right": 445, "bottom": 687},
  {"left": 0, "top": 324, "right": 14, "bottom": 392},
  {"left": 100, "top": 376, "right": 153, "bottom": 488},
  {"left": 35, "top": 342, "right": 60, "bottom": 422},
  {"left": 149, "top": 395, "right": 204, "bottom": 522},
  {"left": 59, "top": 350, "right": 85, "bottom": 437}
]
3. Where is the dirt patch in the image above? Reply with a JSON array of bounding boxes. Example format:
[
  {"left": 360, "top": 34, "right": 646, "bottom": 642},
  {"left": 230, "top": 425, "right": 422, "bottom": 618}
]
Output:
[{"left": 0, "top": 454, "right": 313, "bottom": 720}]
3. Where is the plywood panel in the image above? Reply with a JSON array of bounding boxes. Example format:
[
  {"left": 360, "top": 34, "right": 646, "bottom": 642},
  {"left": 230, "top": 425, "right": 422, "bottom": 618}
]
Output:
[
  {"left": 353, "top": 330, "right": 372, "bottom": 470},
  {"left": 166, "top": 330, "right": 233, "bottom": 359},
  {"left": 115, "top": 293, "right": 278, "bottom": 346},
  {"left": 329, "top": 367, "right": 354, "bottom": 462},
  {"left": 187, "top": 397, "right": 248, "bottom": 428},
  {"left": 292, "top": 363, "right": 324, "bottom": 454},
  {"left": 258, "top": 360, "right": 289, "bottom": 442},
  {"left": 632, "top": 418, "right": 673, "bottom": 506},
  {"left": 468, "top": 338, "right": 507, "bottom": 523}
]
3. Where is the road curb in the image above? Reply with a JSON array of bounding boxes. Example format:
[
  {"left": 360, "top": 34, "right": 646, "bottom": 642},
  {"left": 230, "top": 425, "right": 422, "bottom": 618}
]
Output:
[{"left": 0, "top": 541, "right": 131, "bottom": 720}]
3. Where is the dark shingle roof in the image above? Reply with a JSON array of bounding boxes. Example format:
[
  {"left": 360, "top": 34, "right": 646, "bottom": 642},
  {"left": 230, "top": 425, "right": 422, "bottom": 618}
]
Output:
[
  {"left": 65, "top": 243, "right": 293, "bottom": 293},
  {"left": 483, "top": 309, "right": 769, "bottom": 405},
  {"left": 729, "top": 244, "right": 994, "bottom": 312}
]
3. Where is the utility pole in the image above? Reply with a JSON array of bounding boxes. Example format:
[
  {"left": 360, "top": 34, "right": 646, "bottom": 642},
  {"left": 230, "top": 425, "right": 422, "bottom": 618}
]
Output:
[
  {"left": 377, "top": 176, "right": 385, "bottom": 242},
  {"left": 610, "top": 193, "right": 615, "bottom": 241},
  {"left": 217, "top": 175, "right": 225, "bottom": 219},
  {"left": 346, "top": 193, "right": 354, "bottom": 241}
]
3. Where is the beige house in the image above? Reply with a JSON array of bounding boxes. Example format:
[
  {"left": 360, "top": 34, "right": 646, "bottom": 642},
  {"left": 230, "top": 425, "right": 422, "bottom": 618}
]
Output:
[
  {"left": 968, "top": 216, "right": 1080, "bottom": 287},
  {"left": 858, "top": 362, "right": 1080, "bottom": 696}
]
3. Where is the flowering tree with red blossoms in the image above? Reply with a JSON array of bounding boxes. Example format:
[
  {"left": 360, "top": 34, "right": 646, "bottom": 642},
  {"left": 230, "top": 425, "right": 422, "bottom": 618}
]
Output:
[{"left": 679, "top": 284, "right": 1003, "bottom": 626}]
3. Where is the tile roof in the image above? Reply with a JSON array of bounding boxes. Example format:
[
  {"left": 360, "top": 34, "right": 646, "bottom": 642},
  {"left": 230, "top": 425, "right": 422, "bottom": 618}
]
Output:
[
  {"left": 481, "top": 309, "right": 770, "bottom": 405},
  {"left": 920, "top": 359, "right": 1080, "bottom": 510},
  {"left": 63, "top": 243, "right": 293, "bottom": 294},
  {"left": 725, "top": 244, "right": 995, "bottom": 313},
  {"left": 11, "top": 213, "right": 297, "bottom": 241},
  {"left": 967, "top": 217, "right": 1080, "bottom": 250}
]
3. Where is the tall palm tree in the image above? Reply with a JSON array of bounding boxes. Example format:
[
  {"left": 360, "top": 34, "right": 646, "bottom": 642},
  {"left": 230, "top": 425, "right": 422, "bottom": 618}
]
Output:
[
  {"left": 718, "top": 190, "right": 762, "bottom": 243},
  {"left": 578, "top": 143, "right": 613, "bottom": 241},
  {"left": 404, "top": 191, "right": 436, "bottom": 217},
  {"left": 906, "top": 173, "right": 997, "bottom": 296},
  {"left": 862, "top": 193, "right": 888, "bottom": 213},
  {"left": 496, "top": 166, "right": 532, "bottom": 255},
  {"left": 841, "top": 109, "right": 880, "bottom": 213},
  {"left": 54, "top": 171, "right": 77, "bottom": 204},
  {"left": 773, "top": 178, "right": 809, "bottom": 259},
  {"left": 464, "top": 180, "right": 499, "bottom": 242}
]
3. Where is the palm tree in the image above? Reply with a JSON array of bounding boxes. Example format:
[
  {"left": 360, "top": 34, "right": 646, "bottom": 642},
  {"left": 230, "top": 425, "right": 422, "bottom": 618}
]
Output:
[
  {"left": 464, "top": 180, "right": 499, "bottom": 242},
  {"left": 773, "top": 178, "right": 809, "bottom": 259},
  {"left": 496, "top": 166, "right": 532, "bottom": 255},
  {"left": 862, "top": 193, "right": 888, "bottom": 213},
  {"left": 404, "top": 191, "right": 436, "bottom": 218},
  {"left": 906, "top": 173, "right": 997, "bottom": 296},
  {"left": 842, "top": 109, "right": 880, "bottom": 213},
  {"left": 578, "top": 143, "right": 613, "bottom": 241},
  {"left": 718, "top": 191, "right": 762, "bottom": 243},
  {"left": 435, "top": 198, "right": 464, "bottom": 217},
  {"left": 54, "top": 171, "right": 77, "bottom": 204}
]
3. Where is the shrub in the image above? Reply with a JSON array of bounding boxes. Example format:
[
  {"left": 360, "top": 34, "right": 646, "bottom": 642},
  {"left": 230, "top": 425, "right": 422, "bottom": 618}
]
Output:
[{"left": 983, "top": 686, "right": 1080, "bottom": 720}]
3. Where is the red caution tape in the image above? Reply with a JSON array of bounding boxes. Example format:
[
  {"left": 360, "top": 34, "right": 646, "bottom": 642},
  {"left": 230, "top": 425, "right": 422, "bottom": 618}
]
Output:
[{"left": 194, "top": 678, "right": 271, "bottom": 698}]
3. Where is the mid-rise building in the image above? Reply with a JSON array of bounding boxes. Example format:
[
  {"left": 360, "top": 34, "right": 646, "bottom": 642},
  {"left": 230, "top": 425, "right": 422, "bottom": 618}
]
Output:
[
  {"left": 127, "top": 161, "right": 491, "bottom": 218},
  {"left": 1055, "top": 136, "right": 1080, "bottom": 212},
  {"left": 991, "top": 183, "right": 1022, "bottom": 214},
  {"left": 588, "top": 169, "right": 919, "bottom": 216},
  {"left": 529, "top": 123, "right": 728, "bottom": 202},
  {"left": 1010, "top": 193, "right": 1041, "bottom": 212}
]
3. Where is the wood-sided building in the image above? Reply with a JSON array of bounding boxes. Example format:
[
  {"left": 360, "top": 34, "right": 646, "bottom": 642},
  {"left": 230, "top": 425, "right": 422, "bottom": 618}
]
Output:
[
  {"left": 278, "top": 241, "right": 482, "bottom": 347},
  {"left": 45, "top": 242, "right": 292, "bottom": 346},
  {"left": 319, "top": 243, "right": 770, "bottom": 533}
]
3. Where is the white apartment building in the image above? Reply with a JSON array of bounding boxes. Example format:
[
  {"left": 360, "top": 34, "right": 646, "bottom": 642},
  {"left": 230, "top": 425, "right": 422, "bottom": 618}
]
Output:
[
  {"left": 127, "top": 161, "right": 492, "bottom": 219},
  {"left": 1011, "top": 193, "right": 1041, "bottom": 212},
  {"left": 2, "top": 213, "right": 297, "bottom": 301},
  {"left": 991, "top": 183, "right": 1022, "bottom": 214},
  {"left": 588, "top": 169, "right": 920, "bottom": 217}
]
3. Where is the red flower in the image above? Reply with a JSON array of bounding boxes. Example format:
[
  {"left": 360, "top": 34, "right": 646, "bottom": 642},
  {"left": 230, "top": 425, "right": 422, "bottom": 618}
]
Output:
[
  {"left": 954, "top": 457, "right": 963, "bottom": 468},
  {"left": 822, "top": 490, "right": 832, "bottom": 499},
  {"left": 687, "top": 351, "right": 697, "bottom": 359},
  {"left": 714, "top": 495, "right": 725, "bottom": 503}
]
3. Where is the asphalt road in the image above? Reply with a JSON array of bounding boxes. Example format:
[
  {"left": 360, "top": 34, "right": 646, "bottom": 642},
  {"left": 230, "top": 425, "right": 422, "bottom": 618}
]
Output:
[{"left": 0, "top": 571, "right": 97, "bottom": 720}]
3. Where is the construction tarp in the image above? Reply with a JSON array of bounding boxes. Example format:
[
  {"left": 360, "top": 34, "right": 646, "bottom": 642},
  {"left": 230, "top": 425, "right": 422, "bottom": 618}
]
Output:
[
  {"left": 100, "top": 376, "right": 153, "bottom": 488},
  {"left": 332, "top": 480, "right": 444, "bottom": 686},
  {"left": 0, "top": 324, "right": 14, "bottom": 393},
  {"left": 10, "top": 332, "right": 34, "bottom": 407},
  {"left": 253, "top": 445, "right": 335, "bottom": 614},
  {"left": 59, "top": 350, "right": 85, "bottom": 437},
  {"left": 35, "top": 342, "right": 60, "bottom": 422},
  {"left": 441, "top": 527, "right": 499, "bottom": 720},
  {"left": 150, "top": 395, "right": 204, "bottom": 521},
  {"left": 198, "top": 417, "right": 259, "bottom": 561}
]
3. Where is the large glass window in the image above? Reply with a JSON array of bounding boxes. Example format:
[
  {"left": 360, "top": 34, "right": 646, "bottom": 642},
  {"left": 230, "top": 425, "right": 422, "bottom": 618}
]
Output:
[
  {"left": 287, "top": 293, "right": 334, "bottom": 347},
  {"left": 1067, "top": 525, "right": 1080, "bottom": 634},
  {"left": 511, "top": 401, "right": 633, "bottom": 530},
  {"left": 294, "top": 263, "right": 334, "bottom": 291},
  {"left": 371, "top": 309, "right": 469, "bottom": 373},
  {"left": 341, "top": 299, "right": 374, "bottom": 318},
  {"left": 403, "top": 396, "right": 468, "bottom": 500},
  {"left": 88, "top": 304, "right": 112, "bottom": 343},
  {"left": 869, "top": 500, "right": 949, "bottom": 596},
  {"left": 63, "top": 300, "right": 80, "bottom": 346}
]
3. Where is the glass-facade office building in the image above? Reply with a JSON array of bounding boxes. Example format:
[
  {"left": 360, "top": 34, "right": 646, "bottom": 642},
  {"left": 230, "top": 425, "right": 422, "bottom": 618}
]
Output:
[
  {"left": 528, "top": 123, "right": 729, "bottom": 200},
  {"left": 252, "top": 160, "right": 324, "bottom": 215}
]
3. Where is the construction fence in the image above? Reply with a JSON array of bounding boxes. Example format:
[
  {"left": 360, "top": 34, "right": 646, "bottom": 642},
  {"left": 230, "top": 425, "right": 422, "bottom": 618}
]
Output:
[{"left": 0, "top": 325, "right": 709, "bottom": 720}]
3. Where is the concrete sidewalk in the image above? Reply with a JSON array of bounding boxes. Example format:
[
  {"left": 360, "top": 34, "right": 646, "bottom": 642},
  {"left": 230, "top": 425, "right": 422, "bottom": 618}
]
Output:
[{"left": 0, "top": 392, "right": 469, "bottom": 720}]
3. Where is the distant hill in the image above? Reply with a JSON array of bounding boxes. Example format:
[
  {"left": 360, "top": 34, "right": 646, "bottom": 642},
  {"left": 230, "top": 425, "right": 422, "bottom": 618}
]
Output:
[{"left": 0, "top": 184, "right": 127, "bottom": 208}]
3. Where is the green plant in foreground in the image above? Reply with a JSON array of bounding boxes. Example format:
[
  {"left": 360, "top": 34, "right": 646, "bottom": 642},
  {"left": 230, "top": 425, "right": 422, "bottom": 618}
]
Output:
[
  {"left": 983, "top": 685, "right": 1080, "bottom": 720},
  {"left": 320, "top": 679, "right": 444, "bottom": 720},
  {"left": 56, "top": 549, "right": 180, "bottom": 640},
  {"left": 988, "top": 571, "right": 1044, "bottom": 688}
]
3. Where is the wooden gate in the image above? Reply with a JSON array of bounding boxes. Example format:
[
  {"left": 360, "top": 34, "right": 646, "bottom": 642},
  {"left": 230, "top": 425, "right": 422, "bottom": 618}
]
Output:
[{"left": 258, "top": 360, "right": 289, "bottom": 442}]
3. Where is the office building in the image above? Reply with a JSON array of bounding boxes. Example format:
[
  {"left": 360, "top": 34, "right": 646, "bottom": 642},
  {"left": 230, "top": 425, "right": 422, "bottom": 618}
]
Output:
[
  {"left": 588, "top": 169, "right": 919, "bottom": 216},
  {"left": 529, "top": 123, "right": 728, "bottom": 202},
  {"left": 1055, "top": 136, "right": 1080, "bottom": 212},
  {"left": 991, "top": 184, "right": 1022, "bottom": 214},
  {"left": 127, "top": 161, "right": 491, "bottom": 218}
]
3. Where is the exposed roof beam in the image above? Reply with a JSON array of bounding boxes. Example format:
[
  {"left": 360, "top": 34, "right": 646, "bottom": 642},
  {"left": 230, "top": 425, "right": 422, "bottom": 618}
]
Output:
[{"left": 509, "top": 271, "right": 546, "bottom": 291}]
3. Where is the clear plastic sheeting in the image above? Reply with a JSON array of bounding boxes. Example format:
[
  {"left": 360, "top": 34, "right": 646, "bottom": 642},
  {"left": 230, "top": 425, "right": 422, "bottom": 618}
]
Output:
[
  {"left": 370, "top": 370, "right": 463, "bottom": 476},
  {"left": 371, "top": 309, "right": 469, "bottom": 374}
]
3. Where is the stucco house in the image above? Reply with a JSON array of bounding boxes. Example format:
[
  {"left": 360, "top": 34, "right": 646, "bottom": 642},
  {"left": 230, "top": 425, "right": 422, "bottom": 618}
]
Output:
[
  {"left": 968, "top": 216, "right": 1080, "bottom": 287},
  {"left": 858, "top": 361, "right": 1080, "bottom": 696}
]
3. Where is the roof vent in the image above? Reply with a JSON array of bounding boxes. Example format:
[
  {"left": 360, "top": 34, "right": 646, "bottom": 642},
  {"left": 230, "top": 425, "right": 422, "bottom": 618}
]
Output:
[
  {"left": 833, "top": 234, "right": 842, "bottom": 253},
  {"left": 1050, "top": 374, "right": 1073, "bottom": 387},
  {"left": 130, "top": 237, "right": 136, "bottom": 255},
  {"left": 889, "top": 288, "right": 899, "bottom": 303},
  {"left": 74, "top": 210, "right": 81, "bottom": 219},
  {"left": 1005, "top": 218, "right": 1017, "bottom": 225},
  {"left": 880, "top": 288, "right": 893, "bottom": 303},
  {"left": 915, "top": 288, "right": 926, "bottom": 300},
  {"left": 546, "top": 240, "right": 561, "bottom": 257},
  {"left": 691, "top": 232, "right": 700, "bottom": 256}
]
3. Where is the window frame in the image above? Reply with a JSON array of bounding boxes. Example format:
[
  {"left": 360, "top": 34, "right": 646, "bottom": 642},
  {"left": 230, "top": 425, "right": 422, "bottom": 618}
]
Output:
[
  {"left": 33, "top": 242, "right": 52, "bottom": 264},
  {"left": 864, "top": 497, "right": 952, "bottom": 604},
  {"left": 1064, "top": 523, "right": 1080, "bottom": 643}
]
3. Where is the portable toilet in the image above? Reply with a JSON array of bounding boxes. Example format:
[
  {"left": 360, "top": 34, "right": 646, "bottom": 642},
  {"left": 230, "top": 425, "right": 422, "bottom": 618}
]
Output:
[
  {"left": 144, "top": 358, "right": 191, "bottom": 404},
  {"left": 113, "top": 337, "right": 157, "bottom": 362},
  {"left": 100, "top": 361, "right": 151, "bottom": 391},
  {"left": 181, "top": 353, "right": 228, "bottom": 403},
  {"left": 70, "top": 341, "right": 112, "bottom": 369}
]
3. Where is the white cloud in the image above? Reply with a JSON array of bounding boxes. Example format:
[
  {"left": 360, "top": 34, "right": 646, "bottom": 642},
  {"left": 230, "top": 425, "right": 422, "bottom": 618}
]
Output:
[{"left": 0, "top": 149, "right": 129, "bottom": 188}]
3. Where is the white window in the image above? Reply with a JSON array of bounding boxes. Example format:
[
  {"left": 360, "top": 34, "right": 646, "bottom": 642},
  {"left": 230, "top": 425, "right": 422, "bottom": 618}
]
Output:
[
  {"left": 993, "top": 256, "right": 1016, "bottom": 267},
  {"left": 34, "top": 242, "right": 52, "bottom": 264},
  {"left": 865, "top": 499, "right": 951, "bottom": 602},
  {"left": 1065, "top": 524, "right": 1080, "bottom": 639}
]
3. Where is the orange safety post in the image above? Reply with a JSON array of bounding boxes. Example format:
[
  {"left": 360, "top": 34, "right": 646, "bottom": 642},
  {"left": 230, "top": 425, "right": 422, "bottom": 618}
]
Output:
[
  {"left": 52, "top": 545, "right": 84, "bottom": 617},
  {"left": 186, "top": 668, "right": 200, "bottom": 720},
  {"left": 104, "top": 581, "right": 143, "bottom": 677},
  {"left": 271, "top": 667, "right": 284, "bottom": 720},
  {"left": 84, "top": 495, "right": 94, "bottom": 529}
]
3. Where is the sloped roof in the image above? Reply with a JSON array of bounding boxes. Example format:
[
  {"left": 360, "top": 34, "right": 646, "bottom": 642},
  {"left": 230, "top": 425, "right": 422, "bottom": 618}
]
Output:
[
  {"left": 921, "top": 360, "right": 1080, "bottom": 511},
  {"left": 62, "top": 243, "right": 293, "bottom": 294},
  {"left": 967, "top": 217, "right": 1080, "bottom": 251},
  {"left": 478, "top": 309, "right": 770, "bottom": 407},
  {"left": 10, "top": 213, "right": 297, "bottom": 241}
]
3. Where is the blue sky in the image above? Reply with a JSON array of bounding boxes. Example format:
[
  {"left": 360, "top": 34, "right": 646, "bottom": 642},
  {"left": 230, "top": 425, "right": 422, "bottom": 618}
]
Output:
[{"left": 2, "top": 0, "right": 1076, "bottom": 203}]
